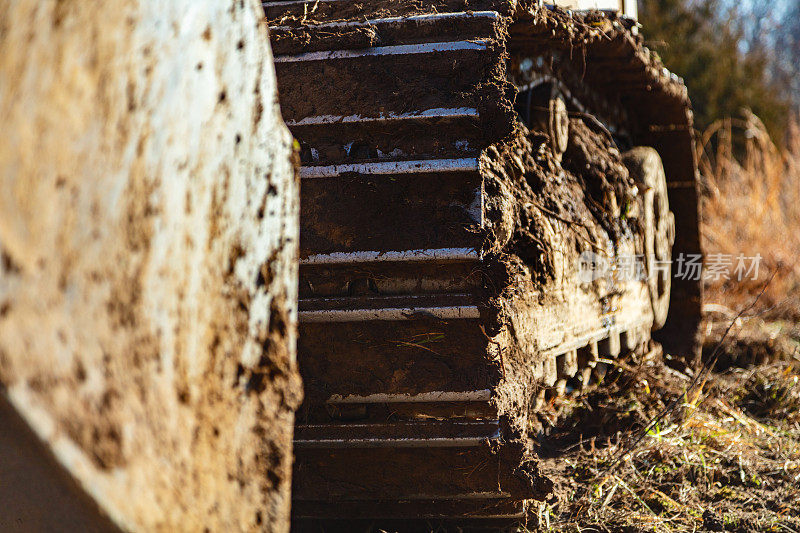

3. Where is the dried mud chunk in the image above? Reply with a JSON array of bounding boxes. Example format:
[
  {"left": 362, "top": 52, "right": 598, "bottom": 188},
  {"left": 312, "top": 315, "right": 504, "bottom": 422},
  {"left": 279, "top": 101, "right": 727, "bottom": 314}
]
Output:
[{"left": 563, "top": 118, "right": 637, "bottom": 240}]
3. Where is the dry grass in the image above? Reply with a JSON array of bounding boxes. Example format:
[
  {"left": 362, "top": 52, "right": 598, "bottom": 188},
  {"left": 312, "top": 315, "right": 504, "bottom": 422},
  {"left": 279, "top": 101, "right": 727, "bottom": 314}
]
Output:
[
  {"left": 530, "top": 348, "right": 800, "bottom": 532},
  {"left": 699, "top": 112, "right": 800, "bottom": 320}
]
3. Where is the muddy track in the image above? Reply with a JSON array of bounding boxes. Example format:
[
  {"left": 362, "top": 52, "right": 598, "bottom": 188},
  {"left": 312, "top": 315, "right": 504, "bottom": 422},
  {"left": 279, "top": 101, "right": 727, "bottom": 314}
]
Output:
[{"left": 264, "top": 0, "right": 703, "bottom": 527}]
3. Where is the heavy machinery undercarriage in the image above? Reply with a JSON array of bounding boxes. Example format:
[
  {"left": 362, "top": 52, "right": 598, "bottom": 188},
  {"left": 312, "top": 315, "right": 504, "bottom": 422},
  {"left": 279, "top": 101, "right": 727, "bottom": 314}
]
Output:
[{"left": 265, "top": 0, "right": 703, "bottom": 526}]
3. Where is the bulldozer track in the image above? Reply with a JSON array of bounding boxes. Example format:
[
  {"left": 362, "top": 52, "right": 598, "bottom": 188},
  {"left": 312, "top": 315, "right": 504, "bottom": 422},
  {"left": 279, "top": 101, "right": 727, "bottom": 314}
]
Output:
[{"left": 266, "top": 0, "right": 702, "bottom": 525}]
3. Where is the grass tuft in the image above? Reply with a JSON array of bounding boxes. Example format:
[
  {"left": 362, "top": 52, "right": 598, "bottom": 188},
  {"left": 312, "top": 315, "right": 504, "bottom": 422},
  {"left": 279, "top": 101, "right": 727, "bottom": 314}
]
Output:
[{"left": 530, "top": 348, "right": 800, "bottom": 532}]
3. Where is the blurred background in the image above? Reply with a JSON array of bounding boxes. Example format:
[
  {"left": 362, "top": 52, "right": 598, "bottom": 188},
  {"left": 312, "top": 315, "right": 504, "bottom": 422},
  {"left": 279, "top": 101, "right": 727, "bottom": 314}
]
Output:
[{"left": 640, "top": 0, "right": 800, "bottom": 321}]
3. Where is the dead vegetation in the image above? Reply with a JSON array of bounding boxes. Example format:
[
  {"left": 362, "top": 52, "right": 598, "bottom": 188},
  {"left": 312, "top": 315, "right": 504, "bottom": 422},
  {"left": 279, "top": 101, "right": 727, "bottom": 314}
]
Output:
[
  {"left": 700, "top": 112, "right": 800, "bottom": 321},
  {"left": 529, "top": 342, "right": 800, "bottom": 532}
]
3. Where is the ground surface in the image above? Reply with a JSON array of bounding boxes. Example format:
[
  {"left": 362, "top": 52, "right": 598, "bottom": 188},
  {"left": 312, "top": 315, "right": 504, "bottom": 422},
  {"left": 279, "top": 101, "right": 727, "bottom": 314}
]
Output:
[{"left": 527, "top": 316, "right": 800, "bottom": 532}]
